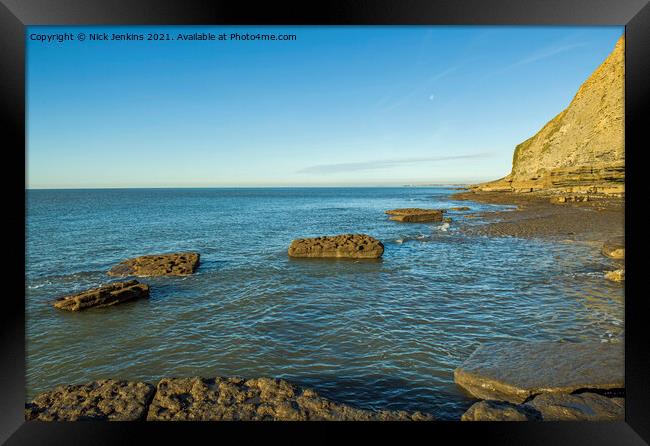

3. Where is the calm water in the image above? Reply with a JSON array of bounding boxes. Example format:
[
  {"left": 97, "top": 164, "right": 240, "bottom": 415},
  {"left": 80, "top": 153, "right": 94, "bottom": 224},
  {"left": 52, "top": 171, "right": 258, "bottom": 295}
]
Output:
[{"left": 25, "top": 187, "right": 624, "bottom": 419}]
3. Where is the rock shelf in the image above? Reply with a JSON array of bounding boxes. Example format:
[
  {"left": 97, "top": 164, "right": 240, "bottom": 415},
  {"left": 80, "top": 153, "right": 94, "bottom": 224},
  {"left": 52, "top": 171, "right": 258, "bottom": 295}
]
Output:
[{"left": 26, "top": 377, "right": 433, "bottom": 422}]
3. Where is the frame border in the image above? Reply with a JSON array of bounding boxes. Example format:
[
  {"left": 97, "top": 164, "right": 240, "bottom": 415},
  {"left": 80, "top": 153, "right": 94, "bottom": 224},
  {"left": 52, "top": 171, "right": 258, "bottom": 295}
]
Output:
[{"left": 2, "top": 0, "right": 648, "bottom": 444}]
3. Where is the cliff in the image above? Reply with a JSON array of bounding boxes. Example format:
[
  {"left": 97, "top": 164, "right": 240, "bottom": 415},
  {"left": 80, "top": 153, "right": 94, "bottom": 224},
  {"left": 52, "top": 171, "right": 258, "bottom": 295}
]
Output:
[{"left": 474, "top": 36, "right": 624, "bottom": 196}]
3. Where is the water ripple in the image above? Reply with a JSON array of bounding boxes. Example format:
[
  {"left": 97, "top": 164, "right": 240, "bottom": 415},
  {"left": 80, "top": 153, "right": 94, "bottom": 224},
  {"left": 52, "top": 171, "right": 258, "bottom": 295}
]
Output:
[{"left": 26, "top": 187, "right": 623, "bottom": 419}]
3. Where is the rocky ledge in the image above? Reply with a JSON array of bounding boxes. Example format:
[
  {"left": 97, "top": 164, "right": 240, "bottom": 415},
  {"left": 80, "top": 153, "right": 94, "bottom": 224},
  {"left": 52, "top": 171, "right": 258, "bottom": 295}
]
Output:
[
  {"left": 288, "top": 234, "right": 384, "bottom": 259},
  {"left": 25, "top": 380, "right": 156, "bottom": 421},
  {"left": 454, "top": 341, "right": 623, "bottom": 403},
  {"left": 108, "top": 252, "right": 200, "bottom": 277},
  {"left": 52, "top": 280, "right": 150, "bottom": 311},
  {"left": 26, "top": 377, "right": 433, "bottom": 421},
  {"left": 461, "top": 392, "right": 624, "bottom": 421},
  {"left": 385, "top": 208, "right": 445, "bottom": 223},
  {"left": 550, "top": 195, "right": 590, "bottom": 204}
]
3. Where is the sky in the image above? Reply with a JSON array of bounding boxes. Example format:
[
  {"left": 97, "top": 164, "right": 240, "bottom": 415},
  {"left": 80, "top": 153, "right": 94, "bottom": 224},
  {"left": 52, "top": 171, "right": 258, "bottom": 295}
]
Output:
[{"left": 26, "top": 26, "right": 623, "bottom": 188}]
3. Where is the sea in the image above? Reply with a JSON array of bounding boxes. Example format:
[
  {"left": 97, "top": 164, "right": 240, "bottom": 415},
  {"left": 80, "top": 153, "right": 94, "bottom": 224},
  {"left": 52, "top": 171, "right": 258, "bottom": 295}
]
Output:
[{"left": 25, "top": 187, "right": 624, "bottom": 420}]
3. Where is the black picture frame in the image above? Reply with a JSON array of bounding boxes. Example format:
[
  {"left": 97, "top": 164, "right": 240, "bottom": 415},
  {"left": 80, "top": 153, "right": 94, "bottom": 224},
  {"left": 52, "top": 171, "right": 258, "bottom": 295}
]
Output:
[{"left": 2, "top": 0, "right": 648, "bottom": 444}]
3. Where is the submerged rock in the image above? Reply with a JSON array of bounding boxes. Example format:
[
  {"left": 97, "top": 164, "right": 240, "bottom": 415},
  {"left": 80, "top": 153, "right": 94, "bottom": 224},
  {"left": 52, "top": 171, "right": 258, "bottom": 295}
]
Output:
[
  {"left": 461, "top": 392, "right": 624, "bottom": 421},
  {"left": 449, "top": 206, "right": 471, "bottom": 211},
  {"left": 108, "top": 252, "right": 200, "bottom": 277},
  {"left": 604, "top": 269, "right": 625, "bottom": 282},
  {"left": 146, "top": 377, "right": 433, "bottom": 421},
  {"left": 52, "top": 280, "right": 149, "bottom": 311},
  {"left": 602, "top": 237, "right": 624, "bottom": 259},
  {"left": 288, "top": 234, "right": 384, "bottom": 259},
  {"left": 385, "top": 208, "right": 445, "bottom": 222},
  {"left": 25, "top": 380, "right": 156, "bottom": 421},
  {"left": 526, "top": 392, "right": 624, "bottom": 421},
  {"left": 461, "top": 400, "right": 542, "bottom": 421},
  {"left": 454, "top": 341, "right": 623, "bottom": 403}
]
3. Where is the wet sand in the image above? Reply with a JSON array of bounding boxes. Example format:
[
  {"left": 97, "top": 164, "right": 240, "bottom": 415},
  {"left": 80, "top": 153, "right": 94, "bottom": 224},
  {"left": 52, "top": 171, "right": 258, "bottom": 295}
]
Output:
[{"left": 452, "top": 190, "right": 625, "bottom": 246}]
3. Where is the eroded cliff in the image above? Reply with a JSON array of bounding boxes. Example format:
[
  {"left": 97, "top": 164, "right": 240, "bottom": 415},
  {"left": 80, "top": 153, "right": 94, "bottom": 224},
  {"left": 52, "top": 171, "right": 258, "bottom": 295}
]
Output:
[{"left": 474, "top": 36, "right": 624, "bottom": 196}]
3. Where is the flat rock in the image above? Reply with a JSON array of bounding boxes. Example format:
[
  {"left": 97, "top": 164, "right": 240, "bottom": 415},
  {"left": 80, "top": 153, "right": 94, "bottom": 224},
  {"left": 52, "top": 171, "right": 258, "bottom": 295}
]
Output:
[
  {"left": 146, "top": 377, "right": 433, "bottom": 421},
  {"left": 385, "top": 208, "right": 445, "bottom": 223},
  {"left": 526, "top": 392, "right": 624, "bottom": 421},
  {"left": 108, "top": 252, "right": 200, "bottom": 277},
  {"left": 288, "top": 234, "right": 383, "bottom": 259},
  {"left": 454, "top": 341, "right": 624, "bottom": 403},
  {"left": 604, "top": 269, "right": 625, "bottom": 282},
  {"left": 602, "top": 237, "right": 624, "bottom": 259},
  {"left": 52, "top": 280, "right": 149, "bottom": 311},
  {"left": 461, "top": 400, "right": 542, "bottom": 421},
  {"left": 25, "top": 380, "right": 156, "bottom": 421},
  {"left": 449, "top": 206, "right": 471, "bottom": 211}
]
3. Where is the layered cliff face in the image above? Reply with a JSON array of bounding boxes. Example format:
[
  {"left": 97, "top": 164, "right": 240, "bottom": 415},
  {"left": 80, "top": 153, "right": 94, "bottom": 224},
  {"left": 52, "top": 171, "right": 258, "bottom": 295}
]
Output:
[{"left": 475, "top": 36, "right": 624, "bottom": 196}]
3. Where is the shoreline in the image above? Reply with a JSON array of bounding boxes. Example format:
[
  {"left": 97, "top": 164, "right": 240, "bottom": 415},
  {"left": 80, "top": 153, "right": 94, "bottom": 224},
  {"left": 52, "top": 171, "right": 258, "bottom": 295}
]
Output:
[{"left": 452, "top": 190, "right": 624, "bottom": 247}]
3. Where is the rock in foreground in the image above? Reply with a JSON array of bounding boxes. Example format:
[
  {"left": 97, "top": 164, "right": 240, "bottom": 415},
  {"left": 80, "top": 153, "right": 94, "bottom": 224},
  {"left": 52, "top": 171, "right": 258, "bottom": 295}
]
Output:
[
  {"left": 526, "top": 392, "right": 624, "bottom": 421},
  {"left": 108, "top": 252, "right": 200, "bottom": 277},
  {"left": 602, "top": 237, "right": 624, "bottom": 259},
  {"left": 454, "top": 341, "right": 623, "bottom": 403},
  {"left": 385, "top": 208, "right": 445, "bottom": 222},
  {"left": 25, "top": 380, "right": 156, "bottom": 421},
  {"left": 146, "top": 377, "right": 432, "bottom": 421},
  {"left": 461, "top": 400, "right": 542, "bottom": 421},
  {"left": 52, "top": 280, "right": 150, "bottom": 311},
  {"left": 462, "top": 392, "right": 624, "bottom": 421},
  {"left": 288, "top": 234, "right": 384, "bottom": 259}
]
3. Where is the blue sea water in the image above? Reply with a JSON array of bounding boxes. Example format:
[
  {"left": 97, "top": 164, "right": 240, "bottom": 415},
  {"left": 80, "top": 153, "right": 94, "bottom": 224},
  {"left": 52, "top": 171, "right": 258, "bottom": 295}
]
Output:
[{"left": 25, "top": 187, "right": 624, "bottom": 419}]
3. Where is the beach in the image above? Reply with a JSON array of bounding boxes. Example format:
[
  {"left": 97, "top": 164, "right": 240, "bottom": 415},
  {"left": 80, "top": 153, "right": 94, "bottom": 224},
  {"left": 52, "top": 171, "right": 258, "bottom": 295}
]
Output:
[{"left": 453, "top": 190, "right": 624, "bottom": 244}]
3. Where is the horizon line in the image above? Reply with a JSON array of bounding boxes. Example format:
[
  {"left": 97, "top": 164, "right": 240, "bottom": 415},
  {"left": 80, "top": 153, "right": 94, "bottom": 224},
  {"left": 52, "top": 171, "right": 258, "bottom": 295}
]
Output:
[{"left": 26, "top": 183, "right": 475, "bottom": 191}]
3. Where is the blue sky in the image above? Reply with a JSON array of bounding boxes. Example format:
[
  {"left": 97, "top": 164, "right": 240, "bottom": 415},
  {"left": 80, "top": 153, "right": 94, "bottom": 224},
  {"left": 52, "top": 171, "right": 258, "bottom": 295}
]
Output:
[{"left": 26, "top": 26, "right": 623, "bottom": 188}]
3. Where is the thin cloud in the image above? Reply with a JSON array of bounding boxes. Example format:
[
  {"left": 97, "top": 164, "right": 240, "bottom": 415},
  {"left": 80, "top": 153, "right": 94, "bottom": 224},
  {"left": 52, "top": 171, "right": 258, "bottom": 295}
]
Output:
[
  {"left": 296, "top": 152, "right": 493, "bottom": 175},
  {"left": 496, "top": 42, "right": 588, "bottom": 74},
  {"left": 379, "top": 67, "right": 457, "bottom": 112}
]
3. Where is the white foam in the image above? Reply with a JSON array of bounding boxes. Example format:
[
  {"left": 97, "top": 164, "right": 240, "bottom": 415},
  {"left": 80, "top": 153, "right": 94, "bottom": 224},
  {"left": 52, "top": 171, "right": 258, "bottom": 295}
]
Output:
[{"left": 435, "top": 222, "right": 450, "bottom": 232}]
